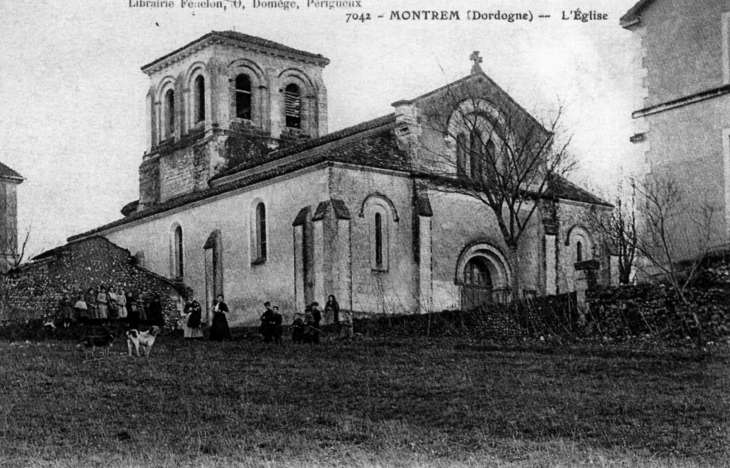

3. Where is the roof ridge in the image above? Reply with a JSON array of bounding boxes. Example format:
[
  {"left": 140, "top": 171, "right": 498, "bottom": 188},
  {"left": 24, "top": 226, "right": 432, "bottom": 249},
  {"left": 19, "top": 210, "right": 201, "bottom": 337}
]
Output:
[{"left": 211, "top": 113, "right": 395, "bottom": 181}]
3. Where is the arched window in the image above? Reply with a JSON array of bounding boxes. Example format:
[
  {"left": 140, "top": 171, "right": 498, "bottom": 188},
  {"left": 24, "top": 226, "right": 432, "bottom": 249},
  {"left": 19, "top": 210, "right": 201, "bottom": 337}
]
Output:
[
  {"left": 194, "top": 75, "right": 205, "bottom": 123},
  {"left": 576, "top": 241, "right": 583, "bottom": 262},
  {"left": 469, "top": 130, "right": 484, "bottom": 180},
  {"left": 172, "top": 225, "right": 184, "bottom": 279},
  {"left": 164, "top": 89, "right": 175, "bottom": 139},
  {"left": 485, "top": 140, "right": 496, "bottom": 164},
  {"left": 284, "top": 83, "right": 302, "bottom": 129},
  {"left": 375, "top": 213, "right": 383, "bottom": 267},
  {"left": 456, "top": 133, "right": 468, "bottom": 177},
  {"left": 235, "top": 74, "right": 252, "bottom": 120},
  {"left": 254, "top": 202, "right": 267, "bottom": 262}
]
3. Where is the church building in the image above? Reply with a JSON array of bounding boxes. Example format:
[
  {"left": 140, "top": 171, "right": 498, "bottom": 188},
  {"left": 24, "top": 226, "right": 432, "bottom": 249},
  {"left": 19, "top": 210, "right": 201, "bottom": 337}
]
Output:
[{"left": 69, "top": 31, "right": 612, "bottom": 324}]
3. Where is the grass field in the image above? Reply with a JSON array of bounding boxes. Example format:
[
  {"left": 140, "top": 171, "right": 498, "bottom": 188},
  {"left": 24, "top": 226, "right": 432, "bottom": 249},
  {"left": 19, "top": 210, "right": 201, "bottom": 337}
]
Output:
[{"left": 0, "top": 329, "right": 728, "bottom": 467}]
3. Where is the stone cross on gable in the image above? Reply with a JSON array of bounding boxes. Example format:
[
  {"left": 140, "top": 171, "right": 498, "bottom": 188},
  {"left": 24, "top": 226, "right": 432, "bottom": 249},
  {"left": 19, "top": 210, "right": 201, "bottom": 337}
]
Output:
[{"left": 470, "top": 51, "right": 483, "bottom": 74}]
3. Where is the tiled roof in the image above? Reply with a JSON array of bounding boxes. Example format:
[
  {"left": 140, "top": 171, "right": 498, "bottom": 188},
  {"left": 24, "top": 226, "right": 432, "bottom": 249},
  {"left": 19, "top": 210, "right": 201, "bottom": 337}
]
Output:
[
  {"left": 0, "top": 161, "right": 23, "bottom": 181},
  {"left": 68, "top": 122, "right": 408, "bottom": 242},
  {"left": 547, "top": 175, "right": 612, "bottom": 207},
  {"left": 620, "top": 0, "right": 656, "bottom": 26},
  {"left": 212, "top": 114, "right": 397, "bottom": 181},
  {"left": 142, "top": 30, "right": 329, "bottom": 71}
]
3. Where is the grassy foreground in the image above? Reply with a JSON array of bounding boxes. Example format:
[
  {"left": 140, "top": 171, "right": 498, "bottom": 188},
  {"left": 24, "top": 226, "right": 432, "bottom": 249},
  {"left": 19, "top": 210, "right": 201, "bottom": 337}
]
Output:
[{"left": 0, "top": 331, "right": 728, "bottom": 468}]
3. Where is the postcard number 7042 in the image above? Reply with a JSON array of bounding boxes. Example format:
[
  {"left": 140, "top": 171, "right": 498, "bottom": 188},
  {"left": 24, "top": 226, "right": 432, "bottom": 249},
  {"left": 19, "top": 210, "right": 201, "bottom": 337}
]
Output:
[{"left": 346, "top": 13, "right": 372, "bottom": 22}]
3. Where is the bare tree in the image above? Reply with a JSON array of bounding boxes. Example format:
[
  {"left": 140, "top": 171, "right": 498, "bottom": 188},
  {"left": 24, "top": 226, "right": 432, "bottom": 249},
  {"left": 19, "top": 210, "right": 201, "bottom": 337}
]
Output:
[
  {"left": 422, "top": 82, "right": 575, "bottom": 295},
  {"left": 591, "top": 182, "right": 638, "bottom": 285},
  {"left": 634, "top": 175, "right": 721, "bottom": 343},
  {"left": 0, "top": 225, "right": 31, "bottom": 271}
]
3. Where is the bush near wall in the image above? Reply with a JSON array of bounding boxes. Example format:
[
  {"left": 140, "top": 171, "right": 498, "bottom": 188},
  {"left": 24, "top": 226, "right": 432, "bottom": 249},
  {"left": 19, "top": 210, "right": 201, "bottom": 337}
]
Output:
[
  {"left": 351, "top": 302, "right": 532, "bottom": 340},
  {"left": 0, "top": 237, "right": 188, "bottom": 326}
]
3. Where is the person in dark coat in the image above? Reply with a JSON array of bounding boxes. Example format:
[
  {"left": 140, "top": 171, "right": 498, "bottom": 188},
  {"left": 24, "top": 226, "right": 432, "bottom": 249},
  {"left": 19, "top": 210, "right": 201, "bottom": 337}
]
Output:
[
  {"left": 182, "top": 297, "right": 204, "bottom": 340},
  {"left": 325, "top": 295, "right": 340, "bottom": 325},
  {"left": 57, "top": 293, "right": 74, "bottom": 328},
  {"left": 128, "top": 302, "right": 141, "bottom": 330},
  {"left": 291, "top": 313, "right": 304, "bottom": 343},
  {"left": 147, "top": 295, "right": 164, "bottom": 328},
  {"left": 310, "top": 302, "right": 322, "bottom": 344},
  {"left": 259, "top": 302, "right": 275, "bottom": 343},
  {"left": 272, "top": 306, "right": 283, "bottom": 344},
  {"left": 303, "top": 306, "right": 315, "bottom": 344},
  {"left": 85, "top": 287, "right": 97, "bottom": 321},
  {"left": 209, "top": 294, "right": 232, "bottom": 341}
]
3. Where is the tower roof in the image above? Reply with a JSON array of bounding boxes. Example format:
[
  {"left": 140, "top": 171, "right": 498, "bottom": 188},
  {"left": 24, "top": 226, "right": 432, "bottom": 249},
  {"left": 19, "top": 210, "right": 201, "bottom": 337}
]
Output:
[{"left": 141, "top": 30, "right": 330, "bottom": 73}]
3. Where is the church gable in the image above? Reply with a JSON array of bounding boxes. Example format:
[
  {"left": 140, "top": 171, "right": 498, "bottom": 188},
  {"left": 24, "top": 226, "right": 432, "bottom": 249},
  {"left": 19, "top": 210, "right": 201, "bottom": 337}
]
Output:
[{"left": 390, "top": 69, "right": 549, "bottom": 178}]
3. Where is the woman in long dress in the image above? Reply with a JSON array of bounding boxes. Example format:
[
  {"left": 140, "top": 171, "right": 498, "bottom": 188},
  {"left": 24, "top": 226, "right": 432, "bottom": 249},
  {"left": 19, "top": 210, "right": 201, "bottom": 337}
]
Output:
[
  {"left": 209, "top": 294, "right": 232, "bottom": 341},
  {"left": 96, "top": 286, "right": 109, "bottom": 320},
  {"left": 116, "top": 289, "right": 128, "bottom": 320},
  {"left": 182, "top": 297, "right": 204, "bottom": 340}
]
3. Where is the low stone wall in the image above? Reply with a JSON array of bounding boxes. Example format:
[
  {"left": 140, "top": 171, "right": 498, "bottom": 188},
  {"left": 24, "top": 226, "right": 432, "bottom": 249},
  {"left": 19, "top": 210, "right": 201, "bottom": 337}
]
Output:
[
  {"left": 0, "top": 237, "right": 188, "bottom": 326},
  {"left": 585, "top": 284, "right": 730, "bottom": 340}
]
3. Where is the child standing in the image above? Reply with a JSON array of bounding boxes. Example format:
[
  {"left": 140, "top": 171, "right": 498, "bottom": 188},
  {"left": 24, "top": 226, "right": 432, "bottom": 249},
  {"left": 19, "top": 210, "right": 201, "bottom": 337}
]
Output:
[{"left": 291, "top": 313, "right": 304, "bottom": 343}]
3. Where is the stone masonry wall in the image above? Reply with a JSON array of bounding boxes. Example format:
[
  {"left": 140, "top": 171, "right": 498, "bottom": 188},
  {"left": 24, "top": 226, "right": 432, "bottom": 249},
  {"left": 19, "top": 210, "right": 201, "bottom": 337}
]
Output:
[{"left": 0, "top": 237, "right": 187, "bottom": 325}]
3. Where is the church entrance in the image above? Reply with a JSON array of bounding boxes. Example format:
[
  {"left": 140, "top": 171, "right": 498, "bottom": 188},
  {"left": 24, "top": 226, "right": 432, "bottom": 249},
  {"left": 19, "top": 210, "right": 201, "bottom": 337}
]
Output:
[
  {"left": 455, "top": 242, "right": 512, "bottom": 310},
  {"left": 461, "top": 257, "right": 493, "bottom": 309}
]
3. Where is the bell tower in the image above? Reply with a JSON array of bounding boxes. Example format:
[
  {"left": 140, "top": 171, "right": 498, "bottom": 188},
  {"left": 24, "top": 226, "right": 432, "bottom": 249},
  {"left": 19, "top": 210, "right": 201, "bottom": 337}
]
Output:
[{"left": 136, "top": 31, "right": 329, "bottom": 211}]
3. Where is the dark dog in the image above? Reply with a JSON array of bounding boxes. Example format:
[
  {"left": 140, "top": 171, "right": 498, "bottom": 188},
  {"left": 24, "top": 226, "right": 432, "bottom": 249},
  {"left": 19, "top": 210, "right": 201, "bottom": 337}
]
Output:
[{"left": 78, "top": 331, "right": 115, "bottom": 359}]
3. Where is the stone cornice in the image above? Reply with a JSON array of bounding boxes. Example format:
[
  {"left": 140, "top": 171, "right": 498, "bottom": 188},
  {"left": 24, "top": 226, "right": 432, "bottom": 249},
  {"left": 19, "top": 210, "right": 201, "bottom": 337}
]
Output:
[
  {"left": 142, "top": 33, "right": 329, "bottom": 76},
  {"left": 632, "top": 85, "right": 730, "bottom": 119}
]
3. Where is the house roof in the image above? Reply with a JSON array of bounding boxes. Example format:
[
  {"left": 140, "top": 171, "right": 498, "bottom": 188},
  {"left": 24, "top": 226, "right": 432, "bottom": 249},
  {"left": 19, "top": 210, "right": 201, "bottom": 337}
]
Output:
[
  {"left": 0, "top": 161, "right": 24, "bottom": 182},
  {"left": 620, "top": 0, "right": 657, "bottom": 27},
  {"left": 547, "top": 175, "right": 612, "bottom": 207},
  {"left": 141, "top": 30, "right": 329, "bottom": 72},
  {"left": 30, "top": 236, "right": 188, "bottom": 294}
]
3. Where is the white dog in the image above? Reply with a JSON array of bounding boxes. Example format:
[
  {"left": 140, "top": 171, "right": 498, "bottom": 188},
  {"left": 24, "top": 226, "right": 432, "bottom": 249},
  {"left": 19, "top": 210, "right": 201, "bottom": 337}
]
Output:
[{"left": 126, "top": 326, "right": 161, "bottom": 357}]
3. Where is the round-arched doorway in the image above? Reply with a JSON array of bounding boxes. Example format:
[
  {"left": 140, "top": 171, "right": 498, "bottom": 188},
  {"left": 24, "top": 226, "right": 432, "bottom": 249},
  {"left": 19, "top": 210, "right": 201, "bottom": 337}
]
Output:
[
  {"left": 455, "top": 243, "right": 512, "bottom": 309},
  {"left": 462, "top": 257, "right": 494, "bottom": 309}
]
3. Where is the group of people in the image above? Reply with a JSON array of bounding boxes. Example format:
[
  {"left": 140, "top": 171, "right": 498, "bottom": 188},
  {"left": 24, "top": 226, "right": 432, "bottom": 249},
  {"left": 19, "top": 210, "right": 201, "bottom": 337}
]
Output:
[
  {"left": 67, "top": 289, "right": 354, "bottom": 344},
  {"left": 55, "top": 286, "right": 165, "bottom": 329},
  {"left": 267, "top": 295, "right": 354, "bottom": 344},
  {"left": 180, "top": 294, "right": 232, "bottom": 342}
]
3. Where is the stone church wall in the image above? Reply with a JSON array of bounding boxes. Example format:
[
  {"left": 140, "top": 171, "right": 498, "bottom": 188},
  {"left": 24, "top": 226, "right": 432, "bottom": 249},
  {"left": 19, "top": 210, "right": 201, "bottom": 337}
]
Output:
[
  {"left": 105, "top": 166, "right": 330, "bottom": 326},
  {"left": 555, "top": 200, "right": 611, "bottom": 294},
  {"left": 429, "top": 191, "right": 543, "bottom": 311},
  {"left": 329, "top": 166, "right": 418, "bottom": 314}
]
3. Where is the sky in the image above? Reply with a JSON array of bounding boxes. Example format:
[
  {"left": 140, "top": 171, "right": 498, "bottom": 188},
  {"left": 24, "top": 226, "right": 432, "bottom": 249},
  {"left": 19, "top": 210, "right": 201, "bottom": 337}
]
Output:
[{"left": 0, "top": 0, "right": 640, "bottom": 257}]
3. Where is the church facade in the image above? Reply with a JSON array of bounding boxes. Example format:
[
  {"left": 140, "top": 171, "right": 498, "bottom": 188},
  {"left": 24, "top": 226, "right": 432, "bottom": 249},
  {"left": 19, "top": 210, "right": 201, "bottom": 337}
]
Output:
[{"left": 69, "top": 31, "right": 612, "bottom": 324}]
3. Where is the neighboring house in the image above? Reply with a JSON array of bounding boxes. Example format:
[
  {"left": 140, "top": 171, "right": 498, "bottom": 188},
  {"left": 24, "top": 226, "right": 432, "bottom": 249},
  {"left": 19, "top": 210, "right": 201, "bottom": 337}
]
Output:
[
  {"left": 0, "top": 237, "right": 187, "bottom": 323},
  {"left": 0, "top": 161, "right": 24, "bottom": 273},
  {"left": 69, "top": 31, "right": 611, "bottom": 324},
  {"left": 622, "top": 0, "right": 730, "bottom": 253}
]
